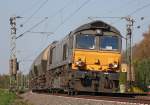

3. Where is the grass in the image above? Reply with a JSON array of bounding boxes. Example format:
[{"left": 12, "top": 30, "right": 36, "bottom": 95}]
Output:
[
  {"left": 0, "top": 89, "right": 16, "bottom": 105},
  {"left": 0, "top": 89, "right": 33, "bottom": 105}
]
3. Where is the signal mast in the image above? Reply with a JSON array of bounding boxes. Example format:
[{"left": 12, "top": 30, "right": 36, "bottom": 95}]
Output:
[
  {"left": 125, "top": 16, "right": 135, "bottom": 90},
  {"left": 9, "top": 16, "right": 20, "bottom": 90}
]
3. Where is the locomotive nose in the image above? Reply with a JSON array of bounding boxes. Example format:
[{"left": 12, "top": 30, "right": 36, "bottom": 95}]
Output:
[{"left": 72, "top": 50, "right": 120, "bottom": 72}]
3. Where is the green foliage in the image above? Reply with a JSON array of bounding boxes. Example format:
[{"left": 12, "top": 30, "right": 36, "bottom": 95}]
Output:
[
  {"left": 0, "top": 74, "right": 10, "bottom": 89},
  {"left": 0, "top": 89, "right": 16, "bottom": 105},
  {"left": 133, "top": 59, "right": 150, "bottom": 91},
  {"left": 0, "top": 89, "right": 32, "bottom": 105},
  {"left": 119, "top": 72, "right": 127, "bottom": 85},
  {"left": 124, "top": 28, "right": 150, "bottom": 91}
]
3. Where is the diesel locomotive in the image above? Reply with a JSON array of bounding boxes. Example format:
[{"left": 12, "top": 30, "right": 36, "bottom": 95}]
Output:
[{"left": 29, "top": 20, "right": 125, "bottom": 94}]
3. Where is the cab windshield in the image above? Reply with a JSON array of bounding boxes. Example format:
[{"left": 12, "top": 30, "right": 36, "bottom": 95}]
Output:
[
  {"left": 100, "top": 36, "right": 119, "bottom": 50},
  {"left": 76, "top": 35, "right": 95, "bottom": 49}
]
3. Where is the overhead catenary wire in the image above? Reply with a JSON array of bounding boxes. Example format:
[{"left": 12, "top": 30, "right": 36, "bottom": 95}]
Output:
[
  {"left": 48, "top": 0, "right": 73, "bottom": 19},
  {"left": 88, "top": 0, "right": 140, "bottom": 24},
  {"left": 17, "top": 0, "right": 72, "bottom": 35},
  {"left": 105, "top": 0, "right": 139, "bottom": 15},
  {"left": 88, "top": 16, "right": 126, "bottom": 19},
  {"left": 53, "top": 0, "right": 91, "bottom": 33},
  {"left": 19, "top": 0, "right": 42, "bottom": 16},
  {"left": 19, "top": 0, "right": 89, "bottom": 69},
  {"left": 28, "top": 31, "right": 53, "bottom": 34},
  {"left": 112, "top": 1, "right": 150, "bottom": 25},
  {"left": 20, "top": 0, "right": 49, "bottom": 27},
  {"left": 42, "top": 0, "right": 73, "bottom": 27},
  {"left": 34, "top": 0, "right": 90, "bottom": 55},
  {"left": 17, "top": 1, "right": 74, "bottom": 65},
  {"left": 16, "top": 17, "right": 48, "bottom": 39},
  {"left": 128, "top": 2, "right": 150, "bottom": 16},
  {"left": 20, "top": 0, "right": 73, "bottom": 27},
  {"left": 21, "top": 33, "right": 49, "bottom": 63}
]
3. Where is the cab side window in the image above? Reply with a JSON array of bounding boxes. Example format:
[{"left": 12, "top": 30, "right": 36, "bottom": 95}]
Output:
[
  {"left": 63, "top": 44, "right": 67, "bottom": 60},
  {"left": 49, "top": 47, "right": 55, "bottom": 64}
]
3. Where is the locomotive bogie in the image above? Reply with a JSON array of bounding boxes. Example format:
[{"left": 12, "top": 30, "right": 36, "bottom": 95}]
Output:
[{"left": 69, "top": 71, "right": 119, "bottom": 93}]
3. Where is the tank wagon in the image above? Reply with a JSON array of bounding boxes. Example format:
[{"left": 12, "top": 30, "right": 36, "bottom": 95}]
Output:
[{"left": 29, "top": 20, "right": 124, "bottom": 94}]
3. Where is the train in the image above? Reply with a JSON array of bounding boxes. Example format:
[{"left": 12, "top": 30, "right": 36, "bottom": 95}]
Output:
[{"left": 29, "top": 20, "right": 126, "bottom": 95}]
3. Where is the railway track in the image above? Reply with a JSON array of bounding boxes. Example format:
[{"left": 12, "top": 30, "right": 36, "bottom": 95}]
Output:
[
  {"left": 72, "top": 95, "right": 150, "bottom": 104},
  {"left": 35, "top": 91, "right": 150, "bottom": 104}
]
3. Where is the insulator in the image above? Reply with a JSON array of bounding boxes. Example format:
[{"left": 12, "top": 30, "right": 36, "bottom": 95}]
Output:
[
  {"left": 137, "top": 26, "right": 141, "bottom": 29},
  {"left": 141, "top": 17, "right": 144, "bottom": 20}
]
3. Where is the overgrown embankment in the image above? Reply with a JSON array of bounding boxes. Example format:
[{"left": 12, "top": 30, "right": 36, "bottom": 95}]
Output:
[
  {"left": 0, "top": 89, "right": 33, "bottom": 105},
  {"left": 0, "top": 89, "right": 16, "bottom": 105}
]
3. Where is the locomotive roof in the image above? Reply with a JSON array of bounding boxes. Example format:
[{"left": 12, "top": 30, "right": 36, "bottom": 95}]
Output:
[{"left": 73, "top": 20, "right": 121, "bottom": 35}]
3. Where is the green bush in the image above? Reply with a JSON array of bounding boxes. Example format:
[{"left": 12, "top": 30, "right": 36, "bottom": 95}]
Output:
[
  {"left": 0, "top": 89, "right": 16, "bottom": 105},
  {"left": 133, "top": 58, "right": 150, "bottom": 91},
  {"left": 119, "top": 72, "right": 127, "bottom": 85}
]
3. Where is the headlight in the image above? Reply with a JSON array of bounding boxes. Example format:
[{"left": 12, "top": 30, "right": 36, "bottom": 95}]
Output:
[
  {"left": 113, "top": 61, "right": 118, "bottom": 68},
  {"left": 75, "top": 61, "right": 86, "bottom": 67},
  {"left": 109, "top": 61, "right": 118, "bottom": 69},
  {"left": 113, "top": 63, "right": 118, "bottom": 68}
]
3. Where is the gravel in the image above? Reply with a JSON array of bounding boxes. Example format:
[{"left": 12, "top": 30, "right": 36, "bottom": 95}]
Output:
[{"left": 21, "top": 92, "right": 149, "bottom": 105}]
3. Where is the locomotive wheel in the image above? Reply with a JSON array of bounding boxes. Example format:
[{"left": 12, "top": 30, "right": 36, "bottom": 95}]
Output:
[
  {"left": 74, "top": 91, "right": 78, "bottom": 95},
  {"left": 67, "top": 90, "right": 71, "bottom": 95},
  {"left": 67, "top": 90, "right": 78, "bottom": 96},
  {"left": 67, "top": 90, "right": 74, "bottom": 96}
]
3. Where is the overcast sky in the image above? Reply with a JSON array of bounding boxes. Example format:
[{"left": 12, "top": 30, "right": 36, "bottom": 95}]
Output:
[{"left": 0, "top": 0, "right": 150, "bottom": 74}]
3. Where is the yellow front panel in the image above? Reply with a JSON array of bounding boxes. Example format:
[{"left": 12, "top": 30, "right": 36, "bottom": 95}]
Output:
[{"left": 72, "top": 49, "right": 121, "bottom": 72}]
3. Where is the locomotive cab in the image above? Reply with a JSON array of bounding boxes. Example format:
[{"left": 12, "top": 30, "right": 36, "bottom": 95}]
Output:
[{"left": 72, "top": 29, "right": 122, "bottom": 72}]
